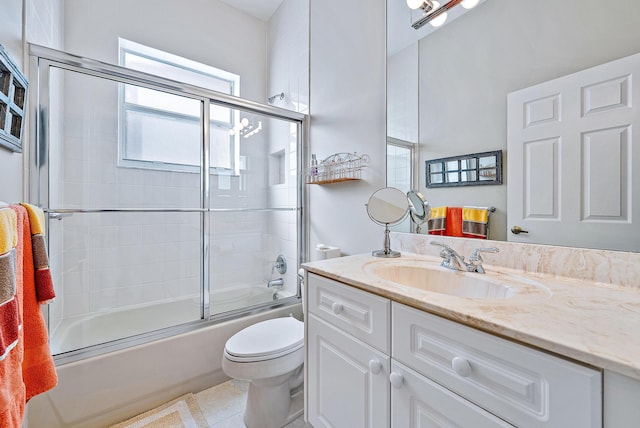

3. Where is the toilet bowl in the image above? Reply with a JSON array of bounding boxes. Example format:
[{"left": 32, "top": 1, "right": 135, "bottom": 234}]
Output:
[{"left": 222, "top": 316, "right": 304, "bottom": 428}]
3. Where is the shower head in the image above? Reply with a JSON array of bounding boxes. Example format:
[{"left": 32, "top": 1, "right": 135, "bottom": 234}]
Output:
[{"left": 268, "top": 92, "right": 285, "bottom": 104}]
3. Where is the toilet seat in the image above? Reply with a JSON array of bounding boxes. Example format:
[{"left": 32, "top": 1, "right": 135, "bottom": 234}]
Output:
[{"left": 225, "top": 317, "right": 304, "bottom": 362}]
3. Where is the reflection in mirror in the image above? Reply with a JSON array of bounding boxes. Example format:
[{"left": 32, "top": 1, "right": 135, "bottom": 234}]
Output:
[
  {"left": 407, "top": 190, "right": 430, "bottom": 233},
  {"left": 387, "top": 0, "right": 640, "bottom": 251},
  {"left": 367, "top": 187, "right": 409, "bottom": 257}
]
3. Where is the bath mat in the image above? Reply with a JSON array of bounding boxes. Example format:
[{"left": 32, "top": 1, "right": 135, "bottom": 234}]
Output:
[{"left": 110, "top": 393, "right": 210, "bottom": 428}]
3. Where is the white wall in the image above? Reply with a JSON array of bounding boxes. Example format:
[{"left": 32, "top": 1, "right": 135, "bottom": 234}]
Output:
[
  {"left": 387, "top": 43, "right": 418, "bottom": 144},
  {"left": 0, "top": 0, "right": 24, "bottom": 203},
  {"left": 416, "top": 0, "right": 640, "bottom": 241},
  {"left": 0, "top": 0, "right": 63, "bottom": 202},
  {"left": 309, "top": 0, "right": 387, "bottom": 257},
  {"left": 63, "top": 0, "right": 266, "bottom": 104}
]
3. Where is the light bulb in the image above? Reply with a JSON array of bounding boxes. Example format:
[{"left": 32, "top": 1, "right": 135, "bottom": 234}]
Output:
[
  {"left": 429, "top": 1, "right": 447, "bottom": 27},
  {"left": 241, "top": 117, "right": 249, "bottom": 127},
  {"left": 461, "top": 0, "right": 480, "bottom": 9},
  {"left": 406, "top": 0, "right": 424, "bottom": 10}
]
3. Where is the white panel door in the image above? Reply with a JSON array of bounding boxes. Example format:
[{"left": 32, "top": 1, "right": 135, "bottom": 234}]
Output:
[
  {"left": 307, "top": 313, "right": 390, "bottom": 428},
  {"left": 507, "top": 52, "right": 640, "bottom": 251}
]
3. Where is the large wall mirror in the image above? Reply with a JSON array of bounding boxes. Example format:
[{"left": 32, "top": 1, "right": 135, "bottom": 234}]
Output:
[{"left": 387, "top": 0, "right": 640, "bottom": 252}]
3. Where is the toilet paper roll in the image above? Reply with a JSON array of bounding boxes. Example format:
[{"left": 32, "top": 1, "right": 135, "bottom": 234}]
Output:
[{"left": 315, "top": 244, "right": 341, "bottom": 260}]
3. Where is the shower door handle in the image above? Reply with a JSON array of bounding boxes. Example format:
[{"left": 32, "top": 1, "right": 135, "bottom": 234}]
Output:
[{"left": 48, "top": 211, "right": 74, "bottom": 221}]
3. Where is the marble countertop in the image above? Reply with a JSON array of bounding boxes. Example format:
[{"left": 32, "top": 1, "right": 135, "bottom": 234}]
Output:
[{"left": 303, "top": 253, "right": 640, "bottom": 380}]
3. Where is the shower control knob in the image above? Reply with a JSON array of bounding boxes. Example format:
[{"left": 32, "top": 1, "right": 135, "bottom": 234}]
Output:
[
  {"left": 331, "top": 302, "right": 344, "bottom": 315},
  {"left": 389, "top": 372, "right": 404, "bottom": 389},
  {"left": 451, "top": 357, "right": 472, "bottom": 377},
  {"left": 369, "top": 360, "right": 382, "bottom": 374}
]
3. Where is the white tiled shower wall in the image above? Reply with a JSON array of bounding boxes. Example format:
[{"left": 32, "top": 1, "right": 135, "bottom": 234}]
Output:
[
  {"left": 266, "top": 0, "right": 309, "bottom": 290},
  {"left": 45, "top": 0, "right": 306, "bottom": 324}
]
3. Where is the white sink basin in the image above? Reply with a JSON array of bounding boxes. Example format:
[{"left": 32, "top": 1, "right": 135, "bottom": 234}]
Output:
[{"left": 363, "top": 259, "right": 551, "bottom": 300}]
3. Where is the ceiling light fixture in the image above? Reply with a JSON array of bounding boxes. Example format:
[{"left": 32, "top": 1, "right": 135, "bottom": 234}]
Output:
[
  {"left": 410, "top": 0, "right": 480, "bottom": 30},
  {"left": 460, "top": 0, "right": 480, "bottom": 9},
  {"left": 406, "top": 0, "right": 433, "bottom": 12}
]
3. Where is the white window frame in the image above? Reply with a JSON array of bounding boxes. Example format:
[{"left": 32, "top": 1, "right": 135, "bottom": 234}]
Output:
[{"left": 117, "top": 38, "right": 241, "bottom": 174}]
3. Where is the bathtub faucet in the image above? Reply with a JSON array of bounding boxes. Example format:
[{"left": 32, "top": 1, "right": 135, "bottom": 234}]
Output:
[{"left": 267, "top": 278, "right": 284, "bottom": 288}]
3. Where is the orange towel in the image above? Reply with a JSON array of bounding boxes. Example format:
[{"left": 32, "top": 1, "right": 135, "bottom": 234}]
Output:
[
  {"left": 445, "top": 207, "right": 464, "bottom": 237},
  {"left": 0, "top": 206, "right": 58, "bottom": 427},
  {"left": 13, "top": 205, "right": 57, "bottom": 401}
]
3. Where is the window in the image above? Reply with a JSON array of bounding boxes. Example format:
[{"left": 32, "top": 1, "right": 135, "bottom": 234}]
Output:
[
  {"left": 386, "top": 137, "right": 415, "bottom": 192},
  {"left": 118, "top": 38, "right": 240, "bottom": 172}
]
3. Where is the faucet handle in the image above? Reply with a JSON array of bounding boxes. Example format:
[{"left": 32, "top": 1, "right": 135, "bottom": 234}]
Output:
[
  {"left": 430, "top": 241, "right": 454, "bottom": 259},
  {"left": 430, "top": 241, "right": 452, "bottom": 252},
  {"left": 469, "top": 247, "right": 499, "bottom": 273},
  {"left": 470, "top": 247, "right": 500, "bottom": 260}
]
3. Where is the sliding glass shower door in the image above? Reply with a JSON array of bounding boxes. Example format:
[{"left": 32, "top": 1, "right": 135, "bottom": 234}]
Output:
[{"left": 31, "top": 45, "right": 306, "bottom": 359}]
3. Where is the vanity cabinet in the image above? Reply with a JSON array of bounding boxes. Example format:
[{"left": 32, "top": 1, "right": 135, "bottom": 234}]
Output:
[
  {"left": 306, "top": 273, "right": 603, "bottom": 428},
  {"left": 307, "top": 273, "right": 391, "bottom": 427}
]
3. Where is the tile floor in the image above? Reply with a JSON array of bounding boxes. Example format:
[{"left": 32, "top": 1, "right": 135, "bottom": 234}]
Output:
[{"left": 194, "top": 379, "right": 310, "bottom": 428}]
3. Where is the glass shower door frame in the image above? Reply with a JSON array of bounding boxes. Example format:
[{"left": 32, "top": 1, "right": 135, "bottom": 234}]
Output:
[{"left": 28, "top": 44, "right": 308, "bottom": 364}]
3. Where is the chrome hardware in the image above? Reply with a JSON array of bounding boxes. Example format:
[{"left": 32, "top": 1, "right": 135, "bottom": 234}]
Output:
[
  {"left": 431, "top": 241, "right": 467, "bottom": 271},
  {"left": 431, "top": 241, "right": 499, "bottom": 274},
  {"left": 511, "top": 226, "right": 529, "bottom": 234},
  {"left": 468, "top": 247, "right": 500, "bottom": 274},
  {"left": 274, "top": 254, "right": 287, "bottom": 275},
  {"left": 47, "top": 211, "right": 73, "bottom": 221},
  {"left": 267, "top": 278, "right": 284, "bottom": 288}
]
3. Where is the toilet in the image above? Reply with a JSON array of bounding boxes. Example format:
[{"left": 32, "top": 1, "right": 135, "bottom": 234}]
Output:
[{"left": 222, "top": 316, "right": 304, "bottom": 428}]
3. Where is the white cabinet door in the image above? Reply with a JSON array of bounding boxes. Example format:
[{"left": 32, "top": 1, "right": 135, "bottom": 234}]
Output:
[
  {"left": 507, "top": 52, "right": 640, "bottom": 251},
  {"left": 308, "top": 313, "right": 390, "bottom": 428},
  {"left": 391, "top": 361, "right": 514, "bottom": 428}
]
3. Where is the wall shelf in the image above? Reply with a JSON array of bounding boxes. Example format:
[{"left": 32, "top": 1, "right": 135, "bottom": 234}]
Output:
[{"left": 306, "top": 152, "right": 369, "bottom": 185}]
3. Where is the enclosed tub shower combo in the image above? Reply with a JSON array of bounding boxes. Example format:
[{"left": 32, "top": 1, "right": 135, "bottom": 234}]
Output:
[{"left": 28, "top": 44, "right": 307, "bottom": 363}]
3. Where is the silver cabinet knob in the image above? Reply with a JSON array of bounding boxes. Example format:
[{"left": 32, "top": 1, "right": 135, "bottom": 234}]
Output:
[
  {"left": 369, "top": 360, "right": 382, "bottom": 374},
  {"left": 331, "top": 302, "right": 343, "bottom": 314},
  {"left": 451, "top": 357, "right": 472, "bottom": 377},
  {"left": 389, "top": 372, "right": 404, "bottom": 388}
]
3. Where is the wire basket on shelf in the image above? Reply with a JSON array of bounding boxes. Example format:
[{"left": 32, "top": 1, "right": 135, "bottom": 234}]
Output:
[{"left": 306, "top": 152, "right": 370, "bottom": 184}]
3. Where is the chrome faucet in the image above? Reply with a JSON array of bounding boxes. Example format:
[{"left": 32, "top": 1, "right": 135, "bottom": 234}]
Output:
[
  {"left": 267, "top": 278, "right": 284, "bottom": 288},
  {"left": 430, "top": 241, "right": 499, "bottom": 274}
]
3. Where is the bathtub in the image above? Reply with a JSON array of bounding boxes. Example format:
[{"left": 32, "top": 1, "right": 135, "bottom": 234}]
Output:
[
  {"left": 28, "top": 300, "right": 302, "bottom": 428},
  {"left": 50, "top": 285, "right": 278, "bottom": 355}
]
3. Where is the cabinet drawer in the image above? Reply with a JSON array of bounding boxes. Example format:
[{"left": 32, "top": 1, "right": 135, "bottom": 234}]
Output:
[
  {"left": 391, "top": 360, "right": 514, "bottom": 428},
  {"left": 392, "top": 303, "right": 602, "bottom": 428},
  {"left": 308, "top": 273, "right": 390, "bottom": 353}
]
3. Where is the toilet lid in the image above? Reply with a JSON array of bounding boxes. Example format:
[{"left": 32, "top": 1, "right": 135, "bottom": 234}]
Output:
[{"left": 225, "top": 317, "right": 304, "bottom": 362}]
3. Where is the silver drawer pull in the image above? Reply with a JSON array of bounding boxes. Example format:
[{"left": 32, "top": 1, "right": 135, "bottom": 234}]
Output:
[
  {"left": 331, "top": 302, "right": 343, "bottom": 315},
  {"left": 451, "top": 357, "right": 472, "bottom": 377},
  {"left": 389, "top": 372, "right": 404, "bottom": 388},
  {"left": 369, "top": 360, "right": 382, "bottom": 374}
]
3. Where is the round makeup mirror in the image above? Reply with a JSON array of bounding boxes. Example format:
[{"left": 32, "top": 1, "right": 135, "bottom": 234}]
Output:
[
  {"left": 407, "top": 190, "right": 430, "bottom": 234},
  {"left": 366, "top": 187, "right": 409, "bottom": 257}
]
